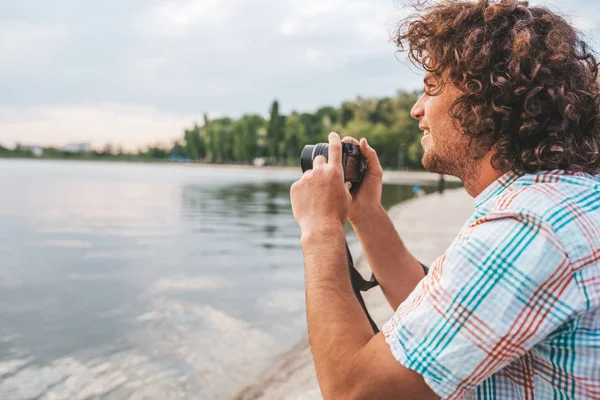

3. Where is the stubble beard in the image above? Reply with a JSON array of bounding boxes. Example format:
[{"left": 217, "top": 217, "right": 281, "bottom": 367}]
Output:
[{"left": 422, "top": 137, "right": 473, "bottom": 179}]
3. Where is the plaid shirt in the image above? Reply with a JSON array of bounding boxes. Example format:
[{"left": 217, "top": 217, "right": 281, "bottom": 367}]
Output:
[{"left": 383, "top": 170, "right": 600, "bottom": 399}]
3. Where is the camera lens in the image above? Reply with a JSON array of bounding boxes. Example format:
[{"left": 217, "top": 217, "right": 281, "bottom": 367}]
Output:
[
  {"left": 300, "top": 143, "right": 329, "bottom": 172},
  {"left": 300, "top": 145, "right": 314, "bottom": 172}
]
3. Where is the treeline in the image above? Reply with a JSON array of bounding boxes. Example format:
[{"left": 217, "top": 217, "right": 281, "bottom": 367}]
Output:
[
  {"left": 0, "top": 143, "right": 172, "bottom": 162},
  {"left": 180, "top": 89, "right": 425, "bottom": 170},
  {"left": 1, "top": 89, "right": 426, "bottom": 169}
]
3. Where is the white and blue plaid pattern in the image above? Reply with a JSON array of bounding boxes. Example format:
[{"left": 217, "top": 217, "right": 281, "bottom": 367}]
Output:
[{"left": 383, "top": 170, "right": 600, "bottom": 399}]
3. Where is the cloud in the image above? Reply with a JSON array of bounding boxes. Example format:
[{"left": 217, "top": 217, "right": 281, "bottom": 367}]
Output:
[
  {"left": 0, "top": 0, "right": 598, "bottom": 148},
  {"left": 0, "top": 104, "right": 204, "bottom": 150},
  {"left": 146, "top": 0, "right": 232, "bottom": 33},
  {"left": 0, "top": 0, "right": 410, "bottom": 111},
  {"left": 0, "top": 21, "right": 68, "bottom": 70}
]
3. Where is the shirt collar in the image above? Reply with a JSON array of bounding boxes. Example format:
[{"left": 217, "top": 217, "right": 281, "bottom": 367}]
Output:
[{"left": 474, "top": 170, "right": 521, "bottom": 209}]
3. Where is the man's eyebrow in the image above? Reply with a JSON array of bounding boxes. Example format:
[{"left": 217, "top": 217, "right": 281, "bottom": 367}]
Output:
[{"left": 423, "top": 73, "right": 434, "bottom": 84}]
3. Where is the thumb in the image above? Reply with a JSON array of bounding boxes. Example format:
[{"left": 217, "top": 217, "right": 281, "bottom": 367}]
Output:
[{"left": 360, "top": 138, "right": 383, "bottom": 177}]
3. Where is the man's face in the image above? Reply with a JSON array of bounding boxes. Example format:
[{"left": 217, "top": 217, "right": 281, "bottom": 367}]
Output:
[{"left": 410, "top": 72, "right": 474, "bottom": 176}]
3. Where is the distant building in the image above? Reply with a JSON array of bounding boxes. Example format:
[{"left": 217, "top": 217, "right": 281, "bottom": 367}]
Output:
[
  {"left": 20, "top": 145, "right": 44, "bottom": 157},
  {"left": 62, "top": 143, "right": 92, "bottom": 153},
  {"left": 168, "top": 155, "right": 191, "bottom": 163},
  {"left": 253, "top": 157, "right": 267, "bottom": 167}
]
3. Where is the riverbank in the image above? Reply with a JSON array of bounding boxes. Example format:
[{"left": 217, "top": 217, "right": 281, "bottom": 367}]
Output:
[
  {"left": 186, "top": 163, "right": 462, "bottom": 188},
  {"left": 1, "top": 156, "right": 460, "bottom": 185},
  {"left": 235, "top": 187, "right": 475, "bottom": 400}
]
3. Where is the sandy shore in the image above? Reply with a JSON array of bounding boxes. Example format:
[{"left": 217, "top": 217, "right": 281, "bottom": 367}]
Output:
[
  {"left": 187, "top": 163, "right": 461, "bottom": 184},
  {"left": 235, "top": 187, "right": 475, "bottom": 400}
]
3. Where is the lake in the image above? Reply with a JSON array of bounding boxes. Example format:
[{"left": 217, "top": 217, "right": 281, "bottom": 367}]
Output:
[{"left": 0, "top": 159, "right": 446, "bottom": 399}]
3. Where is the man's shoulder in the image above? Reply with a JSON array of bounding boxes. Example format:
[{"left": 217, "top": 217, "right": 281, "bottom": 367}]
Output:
[
  {"left": 469, "top": 170, "right": 600, "bottom": 238},
  {"left": 480, "top": 171, "right": 599, "bottom": 213}
]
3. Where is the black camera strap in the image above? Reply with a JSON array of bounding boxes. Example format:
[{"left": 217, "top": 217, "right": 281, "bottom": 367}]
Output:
[
  {"left": 344, "top": 242, "right": 430, "bottom": 335},
  {"left": 345, "top": 241, "right": 380, "bottom": 334}
]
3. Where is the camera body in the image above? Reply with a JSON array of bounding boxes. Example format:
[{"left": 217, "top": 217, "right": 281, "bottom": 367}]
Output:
[{"left": 300, "top": 142, "right": 366, "bottom": 183}]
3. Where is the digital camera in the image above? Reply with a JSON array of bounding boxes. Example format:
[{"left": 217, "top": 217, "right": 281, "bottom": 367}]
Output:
[{"left": 300, "top": 142, "right": 366, "bottom": 183}]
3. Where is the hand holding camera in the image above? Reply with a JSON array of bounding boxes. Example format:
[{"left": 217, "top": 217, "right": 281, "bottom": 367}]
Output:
[
  {"left": 298, "top": 134, "right": 384, "bottom": 227},
  {"left": 339, "top": 136, "right": 384, "bottom": 227},
  {"left": 291, "top": 132, "right": 353, "bottom": 235},
  {"left": 294, "top": 132, "right": 383, "bottom": 333}
]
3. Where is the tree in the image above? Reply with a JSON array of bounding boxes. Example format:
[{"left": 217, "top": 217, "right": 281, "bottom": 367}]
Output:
[
  {"left": 170, "top": 141, "right": 187, "bottom": 157},
  {"left": 178, "top": 89, "right": 425, "bottom": 170},
  {"left": 205, "top": 118, "right": 234, "bottom": 163},
  {"left": 340, "top": 101, "right": 356, "bottom": 127},
  {"left": 316, "top": 106, "right": 338, "bottom": 128},
  {"left": 101, "top": 143, "right": 114, "bottom": 156},
  {"left": 373, "top": 98, "right": 395, "bottom": 126},
  {"left": 184, "top": 123, "right": 206, "bottom": 161},
  {"left": 299, "top": 113, "right": 324, "bottom": 144},
  {"left": 283, "top": 112, "right": 307, "bottom": 164},
  {"left": 267, "top": 100, "right": 285, "bottom": 160},
  {"left": 232, "top": 114, "right": 265, "bottom": 163},
  {"left": 146, "top": 146, "right": 168, "bottom": 159}
]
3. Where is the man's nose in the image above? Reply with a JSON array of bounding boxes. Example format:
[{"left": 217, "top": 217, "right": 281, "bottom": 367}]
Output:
[{"left": 410, "top": 94, "right": 425, "bottom": 120}]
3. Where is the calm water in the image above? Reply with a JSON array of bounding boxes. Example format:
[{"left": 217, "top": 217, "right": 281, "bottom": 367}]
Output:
[{"left": 0, "top": 159, "right": 443, "bottom": 399}]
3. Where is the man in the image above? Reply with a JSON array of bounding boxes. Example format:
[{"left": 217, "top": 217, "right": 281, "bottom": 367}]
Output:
[{"left": 290, "top": 0, "right": 600, "bottom": 399}]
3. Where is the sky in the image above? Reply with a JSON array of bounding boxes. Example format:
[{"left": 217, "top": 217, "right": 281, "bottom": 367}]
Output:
[{"left": 1, "top": 0, "right": 599, "bottom": 150}]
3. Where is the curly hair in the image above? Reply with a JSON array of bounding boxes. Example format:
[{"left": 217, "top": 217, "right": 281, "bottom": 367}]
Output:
[{"left": 396, "top": 0, "right": 600, "bottom": 174}]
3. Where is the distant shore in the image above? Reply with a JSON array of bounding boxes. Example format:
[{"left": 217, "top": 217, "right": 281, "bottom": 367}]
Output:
[
  {"left": 235, "top": 188, "right": 474, "bottom": 400},
  {"left": 2, "top": 157, "right": 461, "bottom": 185},
  {"left": 171, "top": 162, "right": 462, "bottom": 186}
]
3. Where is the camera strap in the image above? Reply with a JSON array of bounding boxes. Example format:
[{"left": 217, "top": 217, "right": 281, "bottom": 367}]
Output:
[
  {"left": 345, "top": 242, "right": 430, "bottom": 335},
  {"left": 345, "top": 242, "right": 380, "bottom": 334}
]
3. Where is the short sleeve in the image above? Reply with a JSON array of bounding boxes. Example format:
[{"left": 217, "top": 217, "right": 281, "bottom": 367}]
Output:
[{"left": 382, "top": 211, "right": 582, "bottom": 399}]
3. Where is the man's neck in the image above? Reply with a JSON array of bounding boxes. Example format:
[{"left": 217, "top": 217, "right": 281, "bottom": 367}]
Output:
[{"left": 460, "top": 154, "right": 506, "bottom": 198}]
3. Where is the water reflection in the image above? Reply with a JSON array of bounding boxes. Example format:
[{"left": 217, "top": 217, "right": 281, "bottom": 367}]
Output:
[
  {"left": 0, "top": 160, "right": 459, "bottom": 399},
  {"left": 181, "top": 181, "right": 294, "bottom": 240}
]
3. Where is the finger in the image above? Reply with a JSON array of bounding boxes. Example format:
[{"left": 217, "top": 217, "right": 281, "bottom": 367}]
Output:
[
  {"left": 313, "top": 155, "right": 327, "bottom": 169},
  {"left": 290, "top": 179, "right": 301, "bottom": 197},
  {"left": 341, "top": 136, "right": 359, "bottom": 146},
  {"left": 328, "top": 132, "right": 342, "bottom": 165},
  {"left": 360, "top": 138, "right": 383, "bottom": 177},
  {"left": 302, "top": 169, "right": 313, "bottom": 179}
]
